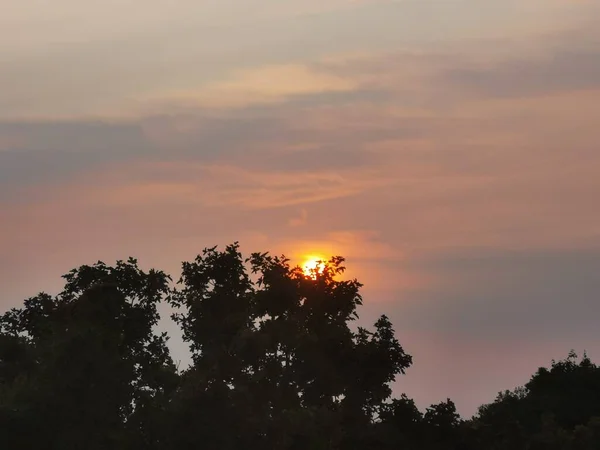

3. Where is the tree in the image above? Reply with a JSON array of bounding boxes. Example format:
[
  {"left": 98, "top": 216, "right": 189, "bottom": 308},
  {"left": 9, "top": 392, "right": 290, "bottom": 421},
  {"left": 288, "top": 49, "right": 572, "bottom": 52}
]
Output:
[
  {"left": 0, "top": 258, "right": 177, "bottom": 450},
  {"left": 377, "top": 394, "right": 424, "bottom": 449},
  {"left": 423, "top": 399, "right": 463, "bottom": 449},
  {"left": 469, "top": 351, "right": 600, "bottom": 449},
  {"left": 166, "top": 244, "right": 413, "bottom": 449},
  {"left": 4, "top": 243, "right": 599, "bottom": 449}
]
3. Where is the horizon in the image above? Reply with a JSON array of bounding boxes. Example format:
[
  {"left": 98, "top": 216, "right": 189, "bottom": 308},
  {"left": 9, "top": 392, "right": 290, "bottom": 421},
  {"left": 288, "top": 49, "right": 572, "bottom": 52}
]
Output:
[{"left": 2, "top": 0, "right": 600, "bottom": 417}]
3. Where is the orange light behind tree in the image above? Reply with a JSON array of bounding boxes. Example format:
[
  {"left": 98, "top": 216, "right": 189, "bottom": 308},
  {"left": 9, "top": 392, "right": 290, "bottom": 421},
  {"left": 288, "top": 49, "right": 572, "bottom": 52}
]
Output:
[{"left": 302, "top": 256, "right": 327, "bottom": 278}]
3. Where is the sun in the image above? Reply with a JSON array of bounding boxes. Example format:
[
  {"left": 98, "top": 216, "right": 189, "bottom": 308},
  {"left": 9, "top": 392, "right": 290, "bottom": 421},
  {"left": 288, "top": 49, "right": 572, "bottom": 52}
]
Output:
[{"left": 302, "top": 255, "right": 327, "bottom": 278}]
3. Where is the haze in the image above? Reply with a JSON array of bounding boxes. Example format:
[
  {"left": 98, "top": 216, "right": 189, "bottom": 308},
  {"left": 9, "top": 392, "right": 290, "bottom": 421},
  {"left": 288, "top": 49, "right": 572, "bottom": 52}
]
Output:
[{"left": 2, "top": 0, "right": 600, "bottom": 416}]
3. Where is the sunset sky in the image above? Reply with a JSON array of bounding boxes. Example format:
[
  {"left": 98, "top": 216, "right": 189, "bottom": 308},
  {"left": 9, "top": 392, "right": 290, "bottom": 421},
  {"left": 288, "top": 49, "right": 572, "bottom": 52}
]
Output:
[{"left": 2, "top": 0, "right": 600, "bottom": 416}]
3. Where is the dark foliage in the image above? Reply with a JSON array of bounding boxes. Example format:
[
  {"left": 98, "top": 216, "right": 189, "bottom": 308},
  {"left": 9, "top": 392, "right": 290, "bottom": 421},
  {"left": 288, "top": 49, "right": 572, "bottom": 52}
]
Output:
[{"left": 1, "top": 244, "right": 599, "bottom": 449}]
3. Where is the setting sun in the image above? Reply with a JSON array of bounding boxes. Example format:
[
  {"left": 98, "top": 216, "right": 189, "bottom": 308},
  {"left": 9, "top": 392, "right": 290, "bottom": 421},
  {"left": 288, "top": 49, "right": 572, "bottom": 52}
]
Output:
[{"left": 302, "top": 255, "right": 327, "bottom": 278}]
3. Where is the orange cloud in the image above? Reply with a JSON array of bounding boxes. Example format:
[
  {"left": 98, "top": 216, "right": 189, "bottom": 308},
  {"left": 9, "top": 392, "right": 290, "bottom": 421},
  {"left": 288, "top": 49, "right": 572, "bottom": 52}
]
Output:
[
  {"left": 143, "top": 63, "right": 359, "bottom": 110},
  {"left": 73, "top": 161, "right": 396, "bottom": 211}
]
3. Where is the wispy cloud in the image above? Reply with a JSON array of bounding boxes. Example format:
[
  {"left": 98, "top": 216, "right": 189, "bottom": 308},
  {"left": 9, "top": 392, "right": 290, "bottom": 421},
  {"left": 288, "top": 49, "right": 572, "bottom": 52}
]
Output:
[
  {"left": 82, "top": 162, "right": 397, "bottom": 210},
  {"left": 145, "top": 63, "right": 359, "bottom": 110}
]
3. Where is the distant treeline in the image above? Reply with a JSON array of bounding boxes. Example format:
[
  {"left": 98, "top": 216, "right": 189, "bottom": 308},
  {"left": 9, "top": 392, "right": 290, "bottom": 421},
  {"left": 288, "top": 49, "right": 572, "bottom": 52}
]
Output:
[{"left": 1, "top": 244, "right": 599, "bottom": 449}]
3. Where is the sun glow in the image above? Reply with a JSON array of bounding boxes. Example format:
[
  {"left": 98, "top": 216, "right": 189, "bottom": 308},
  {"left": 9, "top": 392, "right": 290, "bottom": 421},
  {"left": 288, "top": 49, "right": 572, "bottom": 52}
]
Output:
[{"left": 302, "top": 255, "right": 327, "bottom": 278}]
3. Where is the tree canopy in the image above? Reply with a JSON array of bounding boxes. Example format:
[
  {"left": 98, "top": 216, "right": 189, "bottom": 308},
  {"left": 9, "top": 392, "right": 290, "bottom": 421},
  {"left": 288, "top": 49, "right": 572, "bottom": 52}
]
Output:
[{"left": 1, "top": 243, "right": 599, "bottom": 449}]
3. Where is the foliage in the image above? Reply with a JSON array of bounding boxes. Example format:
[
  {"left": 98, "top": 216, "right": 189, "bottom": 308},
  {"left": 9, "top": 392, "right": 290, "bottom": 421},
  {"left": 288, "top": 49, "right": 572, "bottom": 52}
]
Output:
[
  {"left": 466, "top": 351, "right": 600, "bottom": 449},
  {"left": 0, "top": 258, "right": 177, "bottom": 449},
  {"left": 1, "top": 244, "right": 599, "bottom": 449},
  {"left": 165, "top": 244, "right": 412, "bottom": 449}
]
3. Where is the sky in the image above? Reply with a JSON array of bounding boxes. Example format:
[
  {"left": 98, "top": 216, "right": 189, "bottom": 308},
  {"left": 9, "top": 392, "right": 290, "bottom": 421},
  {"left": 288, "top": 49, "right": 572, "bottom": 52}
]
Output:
[{"left": 2, "top": 0, "right": 600, "bottom": 417}]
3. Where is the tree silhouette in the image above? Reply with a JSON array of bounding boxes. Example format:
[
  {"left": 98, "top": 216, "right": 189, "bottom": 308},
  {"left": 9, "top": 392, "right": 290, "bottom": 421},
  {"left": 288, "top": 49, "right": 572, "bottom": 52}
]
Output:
[
  {"left": 468, "top": 351, "right": 600, "bottom": 449},
  {"left": 0, "top": 258, "right": 177, "bottom": 449},
  {"left": 1, "top": 244, "right": 600, "bottom": 449},
  {"left": 165, "top": 244, "right": 412, "bottom": 449}
]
